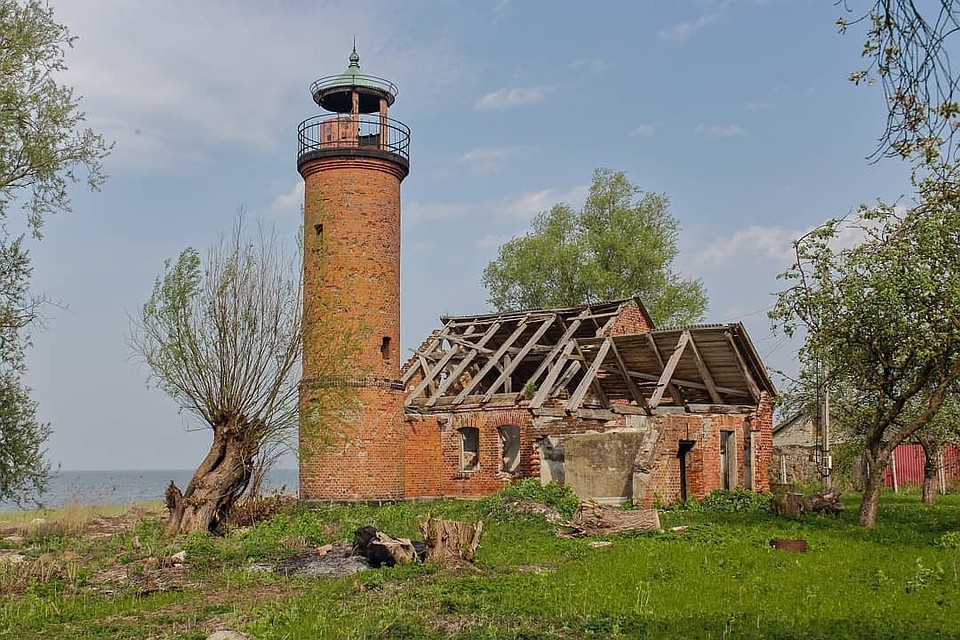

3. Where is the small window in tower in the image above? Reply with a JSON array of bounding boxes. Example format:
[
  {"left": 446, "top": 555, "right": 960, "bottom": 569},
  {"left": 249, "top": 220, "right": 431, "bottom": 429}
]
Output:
[
  {"left": 498, "top": 425, "right": 521, "bottom": 475},
  {"left": 380, "top": 336, "right": 391, "bottom": 360},
  {"left": 459, "top": 427, "right": 479, "bottom": 472},
  {"left": 314, "top": 223, "right": 323, "bottom": 235}
]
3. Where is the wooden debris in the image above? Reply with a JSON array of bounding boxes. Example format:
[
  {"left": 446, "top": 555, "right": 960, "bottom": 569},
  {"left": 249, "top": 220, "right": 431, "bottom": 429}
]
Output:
[
  {"left": 802, "top": 488, "right": 844, "bottom": 515},
  {"left": 770, "top": 490, "right": 804, "bottom": 517},
  {"left": 352, "top": 526, "right": 420, "bottom": 568},
  {"left": 566, "top": 500, "right": 660, "bottom": 537},
  {"left": 419, "top": 517, "right": 484, "bottom": 563},
  {"left": 770, "top": 486, "right": 844, "bottom": 517}
]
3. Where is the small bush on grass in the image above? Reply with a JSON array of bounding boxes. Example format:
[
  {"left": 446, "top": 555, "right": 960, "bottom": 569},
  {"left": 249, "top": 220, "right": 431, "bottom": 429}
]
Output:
[
  {"left": 481, "top": 479, "right": 580, "bottom": 519},
  {"left": 661, "top": 489, "right": 772, "bottom": 513}
]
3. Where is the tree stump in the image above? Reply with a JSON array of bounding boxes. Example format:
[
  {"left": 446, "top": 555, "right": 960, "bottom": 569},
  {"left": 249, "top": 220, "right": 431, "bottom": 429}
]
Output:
[{"left": 419, "top": 517, "right": 483, "bottom": 563}]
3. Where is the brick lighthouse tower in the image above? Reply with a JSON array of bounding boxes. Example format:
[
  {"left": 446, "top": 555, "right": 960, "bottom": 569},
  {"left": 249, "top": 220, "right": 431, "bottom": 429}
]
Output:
[{"left": 296, "top": 48, "right": 410, "bottom": 501}]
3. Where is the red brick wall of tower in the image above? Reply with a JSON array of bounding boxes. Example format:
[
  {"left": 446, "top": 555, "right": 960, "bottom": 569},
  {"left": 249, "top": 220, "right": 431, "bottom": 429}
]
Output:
[{"left": 299, "top": 155, "right": 406, "bottom": 501}]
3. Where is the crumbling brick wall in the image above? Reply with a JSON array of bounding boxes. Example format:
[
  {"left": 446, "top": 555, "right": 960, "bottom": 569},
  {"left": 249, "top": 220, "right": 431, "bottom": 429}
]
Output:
[{"left": 603, "top": 299, "right": 653, "bottom": 336}]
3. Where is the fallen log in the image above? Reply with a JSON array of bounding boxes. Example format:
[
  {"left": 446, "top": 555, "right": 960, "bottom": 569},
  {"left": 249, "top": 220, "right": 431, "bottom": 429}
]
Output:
[
  {"left": 565, "top": 500, "right": 661, "bottom": 537},
  {"left": 352, "top": 526, "right": 422, "bottom": 568},
  {"left": 419, "top": 517, "right": 483, "bottom": 563},
  {"left": 802, "top": 488, "right": 844, "bottom": 515}
]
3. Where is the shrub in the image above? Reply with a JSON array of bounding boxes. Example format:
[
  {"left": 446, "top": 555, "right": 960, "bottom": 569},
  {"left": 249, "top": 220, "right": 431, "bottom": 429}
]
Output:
[
  {"left": 483, "top": 479, "right": 580, "bottom": 519},
  {"left": 699, "top": 489, "right": 772, "bottom": 513}
]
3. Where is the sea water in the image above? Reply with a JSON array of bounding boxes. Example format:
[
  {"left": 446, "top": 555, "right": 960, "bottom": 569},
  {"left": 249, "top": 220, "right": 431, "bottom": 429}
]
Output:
[{"left": 0, "top": 468, "right": 299, "bottom": 511}]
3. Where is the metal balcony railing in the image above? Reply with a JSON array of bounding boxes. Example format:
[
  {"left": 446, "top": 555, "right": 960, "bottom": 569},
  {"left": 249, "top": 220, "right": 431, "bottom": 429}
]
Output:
[{"left": 297, "top": 114, "right": 410, "bottom": 168}]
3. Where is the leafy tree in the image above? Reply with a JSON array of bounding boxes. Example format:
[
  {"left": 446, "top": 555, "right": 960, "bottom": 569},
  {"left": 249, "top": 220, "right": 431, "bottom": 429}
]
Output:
[
  {"left": 131, "top": 218, "right": 304, "bottom": 534},
  {"left": 482, "top": 168, "right": 707, "bottom": 326},
  {"left": 839, "top": 1, "right": 960, "bottom": 167},
  {"left": 771, "top": 185, "right": 960, "bottom": 527},
  {"left": 0, "top": 0, "right": 110, "bottom": 504}
]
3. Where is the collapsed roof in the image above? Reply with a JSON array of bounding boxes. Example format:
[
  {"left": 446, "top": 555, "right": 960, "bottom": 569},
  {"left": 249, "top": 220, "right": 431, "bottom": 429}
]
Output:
[{"left": 402, "top": 299, "right": 774, "bottom": 416}]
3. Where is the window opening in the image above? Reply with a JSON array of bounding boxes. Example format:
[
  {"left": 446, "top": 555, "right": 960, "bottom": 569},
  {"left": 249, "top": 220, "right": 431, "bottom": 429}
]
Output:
[
  {"left": 380, "top": 336, "right": 391, "bottom": 361},
  {"left": 720, "top": 430, "right": 737, "bottom": 490},
  {"left": 499, "top": 425, "right": 521, "bottom": 474},
  {"left": 678, "top": 440, "right": 695, "bottom": 502},
  {"left": 459, "top": 428, "right": 479, "bottom": 472}
]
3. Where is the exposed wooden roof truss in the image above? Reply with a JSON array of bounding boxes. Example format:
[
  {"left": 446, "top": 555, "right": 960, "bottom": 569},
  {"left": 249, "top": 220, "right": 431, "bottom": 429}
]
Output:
[
  {"left": 403, "top": 301, "right": 628, "bottom": 409},
  {"left": 403, "top": 303, "right": 775, "bottom": 414},
  {"left": 570, "top": 324, "right": 775, "bottom": 413}
]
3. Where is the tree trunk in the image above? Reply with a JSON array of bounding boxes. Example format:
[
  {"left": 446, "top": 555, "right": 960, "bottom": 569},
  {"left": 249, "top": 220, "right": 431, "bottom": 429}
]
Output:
[
  {"left": 858, "top": 443, "right": 891, "bottom": 528},
  {"left": 917, "top": 434, "right": 940, "bottom": 506},
  {"left": 165, "top": 418, "right": 259, "bottom": 535}
]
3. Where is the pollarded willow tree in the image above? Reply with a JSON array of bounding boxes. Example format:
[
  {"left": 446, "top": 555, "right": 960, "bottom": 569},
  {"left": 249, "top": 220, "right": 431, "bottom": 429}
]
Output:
[
  {"left": 771, "top": 183, "right": 960, "bottom": 527},
  {"left": 131, "top": 218, "right": 304, "bottom": 535},
  {"left": 482, "top": 168, "right": 707, "bottom": 327},
  {"left": 0, "top": 0, "right": 110, "bottom": 504}
]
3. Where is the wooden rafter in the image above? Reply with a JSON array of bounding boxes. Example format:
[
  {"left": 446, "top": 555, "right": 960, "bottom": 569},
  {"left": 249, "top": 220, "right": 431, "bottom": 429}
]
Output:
[
  {"left": 401, "top": 331, "right": 444, "bottom": 385},
  {"left": 573, "top": 340, "right": 609, "bottom": 407},
  {"left": 405, "top": 325, "right": 477, "bottom": 405},
  {"left": 567, "top": 338, "right": 612, "bottom": 411},
  {"left": 625, "top": 369, "right": 749, "bottom": 397},
  {"left": 528, "top": 340, "right": 577, "bottom": 408},
  {"left": 608, "top": 338, "right": 651, "bottom": 414},
  {"left": 687, "top": 333, "right": 723, "bottom": 404},
  {"left": 424, "top": 322, "right": 502, "bottom": 407},
  {"left": 513, "top": 311, "right": 590, "bottom": 403},
  {"left": 481, "top": 315, "right": 556, "bottom": 403},
  {"left": 644, "top": 332, "right": 686, "bottom": 406},
  {"left": 453, "top": 318, "right": 531, "bottom": 404},
  {"left": 725, "top": 330, "right": 761, "bottom": 402},
  {"left": 648, "top": 331, "right": 690, "bottom": 408}
]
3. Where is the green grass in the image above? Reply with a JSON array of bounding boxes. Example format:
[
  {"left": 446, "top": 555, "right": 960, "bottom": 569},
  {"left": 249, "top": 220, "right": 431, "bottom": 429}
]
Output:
[{"left": 0, "top": 490, "right": 958, "bottom": 639}]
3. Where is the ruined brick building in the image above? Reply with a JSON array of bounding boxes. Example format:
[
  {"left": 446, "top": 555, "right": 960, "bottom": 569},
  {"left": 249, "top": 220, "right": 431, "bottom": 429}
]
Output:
[{"left": 296, "top": 51, "right": 775, "bottom": 506}]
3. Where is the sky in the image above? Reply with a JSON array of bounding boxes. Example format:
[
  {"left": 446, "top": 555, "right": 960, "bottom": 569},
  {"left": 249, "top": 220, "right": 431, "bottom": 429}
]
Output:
[{"left": 22, "top": 0, "right": 917, "bottom": 471}]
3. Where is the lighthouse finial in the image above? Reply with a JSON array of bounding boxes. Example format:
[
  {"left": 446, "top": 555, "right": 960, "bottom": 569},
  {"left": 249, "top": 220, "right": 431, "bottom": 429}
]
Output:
[{"left": 348, "top": 38, "right": 360, "bottom": 68}]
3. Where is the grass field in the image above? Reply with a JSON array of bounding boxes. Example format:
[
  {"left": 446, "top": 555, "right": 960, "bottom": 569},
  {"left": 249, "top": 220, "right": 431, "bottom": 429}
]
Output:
[{"left": 0, "top": 486, "right": 958, "bottom": 639}]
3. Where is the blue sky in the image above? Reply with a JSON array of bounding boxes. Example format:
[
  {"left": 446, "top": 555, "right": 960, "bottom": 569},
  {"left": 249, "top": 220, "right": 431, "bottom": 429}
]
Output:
[{"left": 26, "top": 0, "right": 913, "bottom": 471}]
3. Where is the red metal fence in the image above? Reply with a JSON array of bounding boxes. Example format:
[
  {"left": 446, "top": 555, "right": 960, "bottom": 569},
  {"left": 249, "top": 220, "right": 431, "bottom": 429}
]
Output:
[{"left": 884, "top": 444, "right": 960, "bottom": 489}]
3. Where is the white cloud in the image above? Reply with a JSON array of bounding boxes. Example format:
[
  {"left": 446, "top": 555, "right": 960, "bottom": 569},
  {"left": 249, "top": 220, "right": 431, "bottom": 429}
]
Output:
[
  {"left": 269, "top": 181, "right": 304, "bottom": 216},
  {"left": 51, "top": 1, "right": 467, "bottom": 171},
  {"left": 457, "top": 146, "right": 527, "bottom": 173},
  {"left": 493, "top": 0, "right": 511, "bottom": 12},
  {"left": 695, "top": 123, "right": 744, "bottom": 137},
  {"left": 658, "top": 15, "right": 717, "bottom": 42},
  {"left": 477, "top": 233, "right": 514, "bottom": 249},
  {"left": 697, "top": 225, "right": 800, "bottom": 267},
  {"left": 475, "top": 86, "right": 549, "bottom": 111},
  {"left": 629, "top": 124, "right": 657, "bottom": 137},
  {"left": 745, "top": 100, "right": 778, "bottom": 112},
  {"left": 403, "top": 184, "right": 588, "bottom": 229},
  {"left": 491, "top": 185, "right": 588, "bottom": 219}
]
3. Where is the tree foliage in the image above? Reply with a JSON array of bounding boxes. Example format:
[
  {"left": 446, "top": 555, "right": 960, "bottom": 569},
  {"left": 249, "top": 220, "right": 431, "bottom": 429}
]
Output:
[
  {"left": 770, "top": 183, "right": 960, "bottom": 526},
  {"left": 0, "top": 0, "right": 109, "bottom": 504},
  {"left": 839, "top": 1, "right": 960, "bottom": 167},
  {"left": 131, "top": 217, "right": 303, "bottom": 534},
  {"left": 482, "top": 168, "right": 707, "bottom": 327}
]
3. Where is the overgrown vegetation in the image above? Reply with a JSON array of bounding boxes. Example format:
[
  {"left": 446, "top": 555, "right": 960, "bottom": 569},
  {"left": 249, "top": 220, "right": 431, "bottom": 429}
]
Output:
[{"left": 0, "top": 490, "right": 958, "bottom": 639}]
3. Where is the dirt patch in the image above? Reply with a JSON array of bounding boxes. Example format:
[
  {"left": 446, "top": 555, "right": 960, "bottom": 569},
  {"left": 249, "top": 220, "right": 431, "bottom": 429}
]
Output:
[{"left": 250, "top": 541, "right": 371, "bottom": 578}]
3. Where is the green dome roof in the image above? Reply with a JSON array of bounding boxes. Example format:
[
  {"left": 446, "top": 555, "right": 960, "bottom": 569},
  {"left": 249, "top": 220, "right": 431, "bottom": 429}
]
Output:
[{"left": 311, "top": 47, "right": 398, "bottom": 113}]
